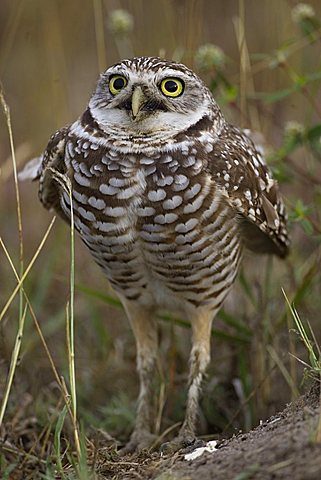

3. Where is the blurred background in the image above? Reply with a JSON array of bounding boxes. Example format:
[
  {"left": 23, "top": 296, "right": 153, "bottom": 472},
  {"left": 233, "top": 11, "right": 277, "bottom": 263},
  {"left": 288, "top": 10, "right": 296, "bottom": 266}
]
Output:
[{"left": 1, "top": 0, "right": 321, "bottom": 449}]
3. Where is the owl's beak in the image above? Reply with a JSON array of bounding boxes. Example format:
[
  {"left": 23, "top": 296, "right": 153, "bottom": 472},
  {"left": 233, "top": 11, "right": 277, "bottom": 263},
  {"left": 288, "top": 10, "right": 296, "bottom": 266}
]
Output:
[{"left": 131, "top": 86, "right": 145, "bottom": 119}]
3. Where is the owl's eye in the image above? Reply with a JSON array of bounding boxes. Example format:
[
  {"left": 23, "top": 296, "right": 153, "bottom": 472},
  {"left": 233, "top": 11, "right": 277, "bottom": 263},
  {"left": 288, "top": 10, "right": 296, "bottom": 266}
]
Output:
[
  {"left": 109, "top": 75, "right": 128, "bottom": 94},
  {"left": 160, "top": 78, "right": 184, "bottom": 97}
]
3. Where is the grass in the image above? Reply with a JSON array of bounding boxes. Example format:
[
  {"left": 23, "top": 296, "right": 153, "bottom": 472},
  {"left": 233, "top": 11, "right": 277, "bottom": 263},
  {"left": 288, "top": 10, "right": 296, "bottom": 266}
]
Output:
[
  {"left": 1, "top": 1, "right": 321, "bottom": 478},
  {"left": 283, "top": 288, "right": 321, "bottom": 442},
  {"left": 0, "top": 86, "right": 24, "bottom": 428}
]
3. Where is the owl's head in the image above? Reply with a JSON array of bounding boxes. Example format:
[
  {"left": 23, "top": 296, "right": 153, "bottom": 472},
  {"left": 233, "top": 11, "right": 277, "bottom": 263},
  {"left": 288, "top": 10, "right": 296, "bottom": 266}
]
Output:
[{"left": 88, "top": 57, "right": 222, "bottom": 141}]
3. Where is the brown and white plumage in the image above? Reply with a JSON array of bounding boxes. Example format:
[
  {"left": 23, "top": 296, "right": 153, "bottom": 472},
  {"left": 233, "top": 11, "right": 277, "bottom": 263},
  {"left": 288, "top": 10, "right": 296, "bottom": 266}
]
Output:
[{"left": 21, "top": 56, "right": 289, "bottom": 452}]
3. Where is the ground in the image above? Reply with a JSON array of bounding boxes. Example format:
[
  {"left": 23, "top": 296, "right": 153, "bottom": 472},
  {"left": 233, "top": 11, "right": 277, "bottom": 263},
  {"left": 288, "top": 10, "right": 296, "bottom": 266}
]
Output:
[{"left": 93, "top": 383, "right": 321, "bottom": 480}]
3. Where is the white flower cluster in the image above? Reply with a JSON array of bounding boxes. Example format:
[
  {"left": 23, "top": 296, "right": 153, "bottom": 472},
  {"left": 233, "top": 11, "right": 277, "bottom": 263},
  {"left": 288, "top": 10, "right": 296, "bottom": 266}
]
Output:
[
  {"left": 291, "top": 3, "right": 316, "bottom": 24},
  {"left": 195, "top": 44, "right": 226, "bottom": 72}
]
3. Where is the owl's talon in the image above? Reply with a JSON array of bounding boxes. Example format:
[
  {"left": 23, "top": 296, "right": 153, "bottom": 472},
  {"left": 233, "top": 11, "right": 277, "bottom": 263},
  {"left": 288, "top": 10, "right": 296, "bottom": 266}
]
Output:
[
  {"left": 119, "top": 430, "right": 158, "bottom": 455},
  {"left": 160, "top": 435, "right": 205, "bottom": 455}
]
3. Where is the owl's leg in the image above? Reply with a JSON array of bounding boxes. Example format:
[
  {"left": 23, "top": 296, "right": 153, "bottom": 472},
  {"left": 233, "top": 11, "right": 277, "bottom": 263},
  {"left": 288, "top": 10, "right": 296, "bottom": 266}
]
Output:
[
  {"left": 181, "top": 308, "right": 213, "bottom": 437},
  {"left": 162, "top": 308, "right": 214, "bottom": 453},
  {"left": 120, "top": 300, "right": 158, "bottom": 453}
]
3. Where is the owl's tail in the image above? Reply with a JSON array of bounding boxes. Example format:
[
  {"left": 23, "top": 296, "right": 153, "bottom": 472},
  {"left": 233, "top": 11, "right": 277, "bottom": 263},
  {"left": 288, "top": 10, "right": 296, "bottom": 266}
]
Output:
[{"left": 18, "top": 155, "right": 43, "bottom": 181}]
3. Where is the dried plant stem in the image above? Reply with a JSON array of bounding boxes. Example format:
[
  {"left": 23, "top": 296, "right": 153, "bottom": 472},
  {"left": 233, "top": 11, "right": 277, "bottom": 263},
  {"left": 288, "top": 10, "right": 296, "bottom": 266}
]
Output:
[
  {"left": 0, "top": 236, "right": 79, "bottom": 445},
  {"left": 233, "top": 1, "right": 260, "bottom": 130},
  {"left": 67, "top": 183, "right": 81, "bottom": 460},
  {"left": 0, "top": 87, "right": 25, "bottom": 427},
  {"left": 49, "top": 168, "right": 80, "bottom": 459},
  {"left": 267, "top": 345, "right": 300, "bottom": 398},
  {"left": 93, "top": 0, "right": 106, "bottom": 72},
  {"left": 0, "top": 239, "right": 65, "bottom": 400},
  {"left": 0, "top": 217, "right": 56, "bottom": 324},
  {"left": 0, "top": 304, "right": 27, "bottom": 426},
  {"left": 0, "top": 87, "right": 23, "bottom": 271},
  {"left": 280, "top": 61, "right": 321, "bottom": 118}
]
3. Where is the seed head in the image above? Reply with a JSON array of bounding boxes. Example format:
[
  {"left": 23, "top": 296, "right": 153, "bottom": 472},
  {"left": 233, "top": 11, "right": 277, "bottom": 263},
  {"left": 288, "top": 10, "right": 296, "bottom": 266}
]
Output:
[
  {"left": 108, "top": 9, "right": 134, "bottom": 36},
  {"left": 291, "top": 3, "right": 316, "bottom": 24},
  {"left": 195, "top": 44, "right": 226, "bottom": 72},
  {"left": 284, "top": 121, "right": 305, "bottom": 139}
]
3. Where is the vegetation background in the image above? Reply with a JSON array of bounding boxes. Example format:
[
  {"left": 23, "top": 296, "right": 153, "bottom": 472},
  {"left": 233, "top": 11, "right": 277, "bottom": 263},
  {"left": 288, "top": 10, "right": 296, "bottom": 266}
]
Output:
[{"left": 1, "top": 0, "right": 321, "bottom": 477}]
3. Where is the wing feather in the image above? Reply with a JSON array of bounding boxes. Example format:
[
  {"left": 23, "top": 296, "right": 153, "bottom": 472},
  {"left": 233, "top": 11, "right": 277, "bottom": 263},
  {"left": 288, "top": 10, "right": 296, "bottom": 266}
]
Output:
[
  {"left": 207, "top": 124, "right": 289, "bottom": 258},
  {"left": 38, "top": 126, "right": 70, "bottom": 221}
]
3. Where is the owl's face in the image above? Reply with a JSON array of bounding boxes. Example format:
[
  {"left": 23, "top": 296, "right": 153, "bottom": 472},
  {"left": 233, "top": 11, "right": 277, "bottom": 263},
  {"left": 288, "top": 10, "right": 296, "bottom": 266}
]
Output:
[{"left": 89, "top": 57, "right": 218, "bottom": 139}]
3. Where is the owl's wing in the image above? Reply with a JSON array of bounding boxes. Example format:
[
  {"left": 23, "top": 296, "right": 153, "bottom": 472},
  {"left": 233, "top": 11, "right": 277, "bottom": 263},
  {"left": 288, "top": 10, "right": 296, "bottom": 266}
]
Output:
[
  {"left": 37, "top": 126, "right": 70, "bottom": 220},
  {"left": 207, "top": 124, "right": 289, "bottom": 258}
]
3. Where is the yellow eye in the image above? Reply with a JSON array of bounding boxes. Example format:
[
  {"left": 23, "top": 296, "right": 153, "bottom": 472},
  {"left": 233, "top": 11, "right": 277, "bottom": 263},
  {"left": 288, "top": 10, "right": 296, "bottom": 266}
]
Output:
[
  {"left": 109, "top": 75, "right": 127, "bottom": 94},
  {"left": 160, "top": 78, "right": 184, "bottom": 97}
]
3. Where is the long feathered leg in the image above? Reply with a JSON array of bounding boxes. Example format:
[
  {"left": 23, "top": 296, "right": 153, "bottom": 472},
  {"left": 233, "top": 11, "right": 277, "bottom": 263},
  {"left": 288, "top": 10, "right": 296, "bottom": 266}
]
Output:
[
  {"left": 120, "top": 299, "right": 158, "bottom": 452},
  {"left": 180, "top": 308, "right": 214, "bottom": 438},
  {"left": 162, "top": 307, "right": 215, "bottom": 452}
]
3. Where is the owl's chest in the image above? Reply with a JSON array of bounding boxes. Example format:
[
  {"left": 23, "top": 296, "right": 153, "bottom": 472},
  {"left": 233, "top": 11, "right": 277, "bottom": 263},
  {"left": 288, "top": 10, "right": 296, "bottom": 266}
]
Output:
[
  {"left": 62, "top": 144, "right": 234, "bottom": 264},
  {"left": 65, "top": 145, "right": 205, "bottom": 237}
]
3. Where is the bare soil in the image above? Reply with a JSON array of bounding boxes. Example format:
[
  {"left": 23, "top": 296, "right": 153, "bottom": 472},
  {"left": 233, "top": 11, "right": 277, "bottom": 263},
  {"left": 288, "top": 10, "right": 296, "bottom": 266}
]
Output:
[
  {"left": 2, "top": 383, "right": 321, "bottom": 479},
  {"left": 96, "top": 383, "right": 321, "bottom": 480}
]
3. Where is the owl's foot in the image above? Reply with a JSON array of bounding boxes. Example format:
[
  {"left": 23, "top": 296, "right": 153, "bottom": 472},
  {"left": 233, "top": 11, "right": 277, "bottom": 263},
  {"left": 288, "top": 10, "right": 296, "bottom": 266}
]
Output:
[
  {"left": 160, "top": 434, "right": 205, "bottom": 455},
  {"left": 120, "top": 430, "right": 158, "bottom": 454}
]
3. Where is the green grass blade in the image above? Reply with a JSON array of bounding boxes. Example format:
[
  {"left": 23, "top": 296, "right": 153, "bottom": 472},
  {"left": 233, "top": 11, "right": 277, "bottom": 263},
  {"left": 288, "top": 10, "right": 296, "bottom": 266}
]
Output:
[{"left": 54, "top": 405, "right": 68, "bottom": 479}]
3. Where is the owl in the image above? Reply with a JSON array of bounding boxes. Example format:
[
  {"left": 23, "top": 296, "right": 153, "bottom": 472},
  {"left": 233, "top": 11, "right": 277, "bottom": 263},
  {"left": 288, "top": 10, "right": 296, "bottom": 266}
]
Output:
[{"left": 21, "top": 56, "right": 289, "bottom": 453}]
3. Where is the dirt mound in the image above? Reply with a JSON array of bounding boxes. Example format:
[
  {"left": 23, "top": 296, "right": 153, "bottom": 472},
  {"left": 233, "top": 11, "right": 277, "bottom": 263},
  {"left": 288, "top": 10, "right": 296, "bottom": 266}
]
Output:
[
  {"left": 2, "top": 384, "right": 321, "bottom": 479},
  {"left": 96, "top": 383, "right": 321, "bottom": 480}
]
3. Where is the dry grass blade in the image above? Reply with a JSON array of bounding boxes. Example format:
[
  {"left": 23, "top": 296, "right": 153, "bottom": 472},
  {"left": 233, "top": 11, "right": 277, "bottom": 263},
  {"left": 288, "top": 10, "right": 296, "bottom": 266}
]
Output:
[
  {"left": 282, "top": 289, "right": 321, "bottom": 373},
  {"left": 0, "top": 85, "right": 23, "bottom": 282},
  {"left": 233, "top": 0, "right": 260, "bottom": 130},
  {"left": 0, "top": 237, "right": 74, "bottom": 420},
  {"left": 0, "top": 216, "right": 56, "bottom": 323},
  {"left": 49, "top": 167, "right": 81, "bottom": 460},
  {"left": 267, "top": 345, "right": 300, "bottom": 398},
  {"left": 283, "top": 290, "right": 321, "bottom": 444},
  {"left": 0, "top": 304, "right": 27, "bottom": 426},
  {"left": 0, "top": 85, "right": 25, "bottom": 428},
  {"left": 93, "top": 0, "right": 106, "bottom": 72}
]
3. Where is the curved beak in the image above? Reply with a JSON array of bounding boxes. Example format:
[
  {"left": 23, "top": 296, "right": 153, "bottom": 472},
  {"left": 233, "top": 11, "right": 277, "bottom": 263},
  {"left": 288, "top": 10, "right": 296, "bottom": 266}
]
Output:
[{"left": 131, "top": 86, "right": 145, "bottom": 119}]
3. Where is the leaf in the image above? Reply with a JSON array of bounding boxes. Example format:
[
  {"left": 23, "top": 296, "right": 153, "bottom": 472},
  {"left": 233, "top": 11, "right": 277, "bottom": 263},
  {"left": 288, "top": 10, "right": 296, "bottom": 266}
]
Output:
[
  {"left": 218, "top": 309, "right": 252, "bottom": 337},
  {"left": 54, "top": 405, "right": 68, "bottom": 478},
  {"left": 260, "top": 85, "right": 299, "bottom": 103},
  {"left": 253, "top": 69, "right": 321, "bottom": 104},
  {"left": 0, "top": 458, "right": 18, "bottom": 480},
  {"left": 306, "top": 124, "right": 321, "bottom": 153},
  {"left": 306, "top": 70, "right": 321, "bottom": 82},
  {"left": 76, "top": 283, "right": 122, "bottom": 307},
  {"left": 222, "top": 84, "right": 238, "bottom": 103}
]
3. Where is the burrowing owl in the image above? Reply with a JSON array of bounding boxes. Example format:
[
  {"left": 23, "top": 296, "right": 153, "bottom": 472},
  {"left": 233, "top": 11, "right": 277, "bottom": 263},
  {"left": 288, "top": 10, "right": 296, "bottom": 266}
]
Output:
[{"left": 21, "top": 56, "right": 289, "bottom": 452}]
